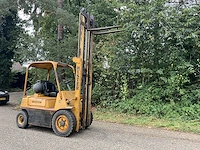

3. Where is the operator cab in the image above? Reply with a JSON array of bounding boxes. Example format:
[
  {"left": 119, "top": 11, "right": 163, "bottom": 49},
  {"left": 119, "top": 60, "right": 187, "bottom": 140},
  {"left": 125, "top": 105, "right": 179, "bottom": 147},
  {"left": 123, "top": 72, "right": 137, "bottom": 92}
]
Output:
[{"left": 23, "top": 61, "right": 75, "bottom": 98}]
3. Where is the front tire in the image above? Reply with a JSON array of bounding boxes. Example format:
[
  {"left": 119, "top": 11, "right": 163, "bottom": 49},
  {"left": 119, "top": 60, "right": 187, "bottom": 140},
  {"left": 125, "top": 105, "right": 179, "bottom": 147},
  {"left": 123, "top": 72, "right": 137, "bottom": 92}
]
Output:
[
  {"left": 86, "top": 112, "right": 93, "bottom": 128},
  {"left": 16, "top": 110, "right": 29, "bottom": 128},
  {"left": 52, "top": 110, "right": 75, "bottom": 137}
]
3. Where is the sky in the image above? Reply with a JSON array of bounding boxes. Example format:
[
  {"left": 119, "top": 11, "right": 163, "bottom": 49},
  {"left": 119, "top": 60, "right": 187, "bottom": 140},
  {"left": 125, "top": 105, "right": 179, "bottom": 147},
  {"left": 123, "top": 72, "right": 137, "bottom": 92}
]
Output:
[{"left": 18, "top": 9, "right": 34, "bottom": 35}]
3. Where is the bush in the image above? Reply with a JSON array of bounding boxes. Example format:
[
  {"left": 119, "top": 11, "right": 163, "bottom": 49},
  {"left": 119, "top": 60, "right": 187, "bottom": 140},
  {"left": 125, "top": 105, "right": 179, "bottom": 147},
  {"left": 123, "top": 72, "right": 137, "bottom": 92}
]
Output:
[{"left": 107, "top": 83, "right": 200, "bottom": 121}]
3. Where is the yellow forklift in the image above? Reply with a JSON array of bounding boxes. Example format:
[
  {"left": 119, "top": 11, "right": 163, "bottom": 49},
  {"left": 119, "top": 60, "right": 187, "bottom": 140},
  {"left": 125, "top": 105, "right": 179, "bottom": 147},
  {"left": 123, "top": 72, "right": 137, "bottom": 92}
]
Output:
[{"left": 16, "top": 8, "right": 120, "bottom": 137}]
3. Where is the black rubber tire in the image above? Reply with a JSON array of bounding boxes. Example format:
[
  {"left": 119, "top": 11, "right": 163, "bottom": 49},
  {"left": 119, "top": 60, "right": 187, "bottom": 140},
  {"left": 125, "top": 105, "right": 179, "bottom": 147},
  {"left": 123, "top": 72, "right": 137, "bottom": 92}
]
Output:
[
  {"left": 0, "top": 101, "right": 8, "bottom": 105},
  {"left": 90, "top": 112, "right": 93, "bottom": 125},
  {"left": 71, "top": 112, "right": 77, "bottom": 132},
  {"left": 52, "top": 110, "right": 75, "bottom": 137},
  {"left": 86, "top": 112, "right": 93, "bottom": 129},
  {"left": 16, "top": 110, "right": 29, "bottom": 129}
]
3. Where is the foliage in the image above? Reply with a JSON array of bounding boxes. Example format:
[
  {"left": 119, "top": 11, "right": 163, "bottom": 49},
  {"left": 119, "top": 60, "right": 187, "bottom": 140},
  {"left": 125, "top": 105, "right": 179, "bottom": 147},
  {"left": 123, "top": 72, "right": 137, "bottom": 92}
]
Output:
[
  {"left": 91, "top": 0, "right": 200, "bottom": 121},
  {"left": 110, "top": 83, "right": 200, "bottom": 121},
  {"left": 0, "top": 0, "right": 17, "bottom": 23},
  {"left": 16, "top": 0, "right": 78, "bottom": 64},
  {"left": 0, "top": 9, "right": 19, "bottom": 89}
]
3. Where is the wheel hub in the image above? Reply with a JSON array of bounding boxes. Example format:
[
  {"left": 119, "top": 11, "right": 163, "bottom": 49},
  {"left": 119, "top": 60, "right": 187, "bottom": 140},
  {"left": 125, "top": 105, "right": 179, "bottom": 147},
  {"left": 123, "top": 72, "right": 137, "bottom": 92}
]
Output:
[
  {"left": 18, "top": 115, "right": 24, "bottom": 124},
  {"left": 55, "top": 115, "right": 69, "bottom": 132},
  {"left": 59, "top": 120, "right": 65, "bottom": 126}
]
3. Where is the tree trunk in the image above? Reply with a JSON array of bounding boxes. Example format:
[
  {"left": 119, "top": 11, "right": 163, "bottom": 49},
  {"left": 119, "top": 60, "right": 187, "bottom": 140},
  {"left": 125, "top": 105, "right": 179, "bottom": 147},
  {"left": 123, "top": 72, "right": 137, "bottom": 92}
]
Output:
[{"left": 57, "top": 0, "right": 63, "bottom": 41}]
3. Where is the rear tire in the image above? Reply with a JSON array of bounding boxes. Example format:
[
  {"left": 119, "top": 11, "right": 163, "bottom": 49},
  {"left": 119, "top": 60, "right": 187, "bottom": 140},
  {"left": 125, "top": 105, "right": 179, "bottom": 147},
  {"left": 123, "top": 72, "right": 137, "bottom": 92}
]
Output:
[
  {"left": 16, "top": 110, "right": 29, "bottom": 128},
  {"left": 52, "top": 110, "right": 75, "bottom": 137},
  {"left": 0, "top": 101, "right": 7, "bottom": 105}
]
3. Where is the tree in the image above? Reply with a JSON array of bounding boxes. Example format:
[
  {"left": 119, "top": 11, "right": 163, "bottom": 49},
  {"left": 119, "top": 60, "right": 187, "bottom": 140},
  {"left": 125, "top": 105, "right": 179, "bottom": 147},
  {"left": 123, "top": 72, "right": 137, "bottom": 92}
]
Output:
[
  {"left": 0, "top": 9, "right": 20, "bottom": 89},
  {"left": 16, "top": 0, "right": 78, "bottom": 64},
  {"left": 0, "top": 0, "right": 16, "bottom": 23}
]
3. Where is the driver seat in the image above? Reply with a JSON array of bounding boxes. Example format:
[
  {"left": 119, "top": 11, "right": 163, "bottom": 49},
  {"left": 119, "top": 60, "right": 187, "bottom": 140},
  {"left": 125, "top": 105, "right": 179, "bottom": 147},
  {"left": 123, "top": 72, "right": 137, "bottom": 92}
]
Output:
[{"left": 42, "top": 81, "right": 58, "bottom": 97}]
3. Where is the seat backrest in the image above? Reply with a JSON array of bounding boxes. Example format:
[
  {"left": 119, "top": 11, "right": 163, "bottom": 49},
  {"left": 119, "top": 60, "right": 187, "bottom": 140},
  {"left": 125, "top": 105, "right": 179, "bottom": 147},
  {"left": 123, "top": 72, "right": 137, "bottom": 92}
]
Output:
[
  {"left": 42, "top": 81, "right": 57, "bottom": 97},
  {"left": 44, "top": 81, "right": 56, "bottom": 93}
]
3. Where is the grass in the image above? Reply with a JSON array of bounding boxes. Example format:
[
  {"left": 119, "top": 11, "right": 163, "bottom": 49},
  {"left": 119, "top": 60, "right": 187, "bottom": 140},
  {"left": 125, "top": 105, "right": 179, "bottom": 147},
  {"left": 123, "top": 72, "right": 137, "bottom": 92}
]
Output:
[{"left": 93, "top": 108, "right": 200, "bottom": 134}]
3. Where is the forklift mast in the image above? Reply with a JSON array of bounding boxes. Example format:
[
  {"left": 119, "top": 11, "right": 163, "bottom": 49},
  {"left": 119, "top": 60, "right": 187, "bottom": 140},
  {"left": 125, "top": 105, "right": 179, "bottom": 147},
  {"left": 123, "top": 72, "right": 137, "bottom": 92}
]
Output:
[
  {"left": 73, "top": 8, "right": 121, "bottom": 129},
  {"left": 73, "top": 8, "right": 94, "bottom": 128}
]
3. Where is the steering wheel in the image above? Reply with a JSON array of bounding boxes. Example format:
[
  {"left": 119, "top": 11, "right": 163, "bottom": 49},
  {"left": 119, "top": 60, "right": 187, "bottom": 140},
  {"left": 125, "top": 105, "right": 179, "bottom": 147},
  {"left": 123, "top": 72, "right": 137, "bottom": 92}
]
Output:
[{"left": 64, "top": 80, "right": 71, "bottom": 91}]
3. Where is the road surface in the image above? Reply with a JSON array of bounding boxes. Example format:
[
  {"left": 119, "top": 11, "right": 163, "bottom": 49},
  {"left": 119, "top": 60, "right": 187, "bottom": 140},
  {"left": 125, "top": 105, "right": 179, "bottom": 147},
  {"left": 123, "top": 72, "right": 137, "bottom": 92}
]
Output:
[{"left": 0, "top": 92, "right": 200, "bottom": 150}]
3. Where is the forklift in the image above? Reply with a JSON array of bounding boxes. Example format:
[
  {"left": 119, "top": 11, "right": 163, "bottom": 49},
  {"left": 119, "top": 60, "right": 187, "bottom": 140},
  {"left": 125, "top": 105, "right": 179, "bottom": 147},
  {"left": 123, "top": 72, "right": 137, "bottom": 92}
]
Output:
[{"left": 16, "top": 8, "right": 120, "bottom": 137}]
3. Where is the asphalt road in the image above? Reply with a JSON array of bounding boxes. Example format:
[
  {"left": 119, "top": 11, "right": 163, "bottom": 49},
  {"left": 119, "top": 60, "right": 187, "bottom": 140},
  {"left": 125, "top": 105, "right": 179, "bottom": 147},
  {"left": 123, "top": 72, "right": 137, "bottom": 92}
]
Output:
[{"left": 0, "top": 92, "right": 200, "bottom": 150}]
